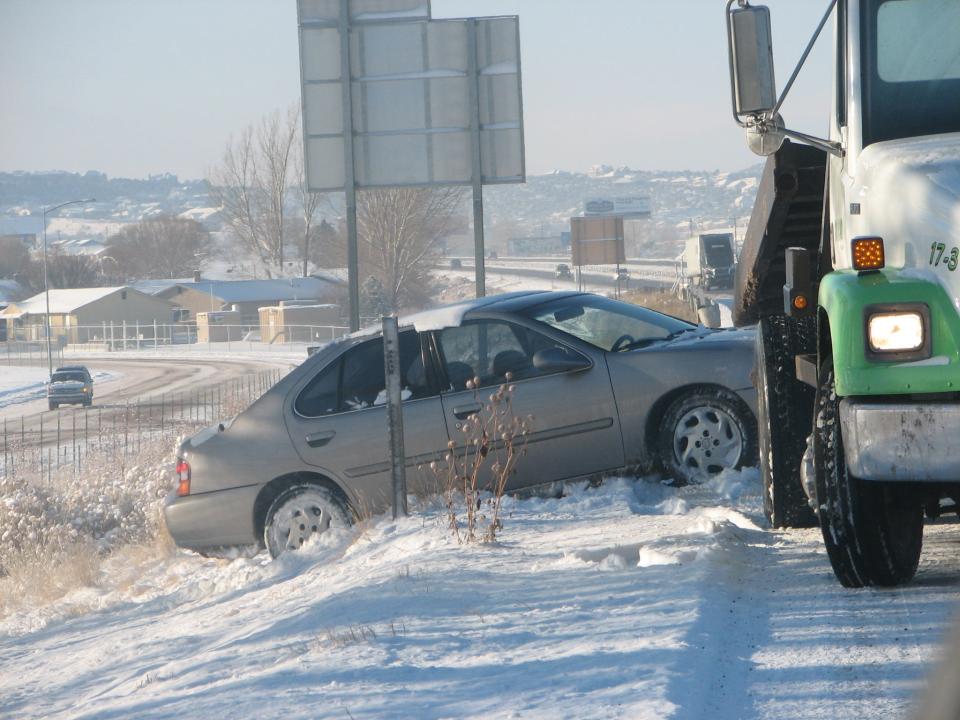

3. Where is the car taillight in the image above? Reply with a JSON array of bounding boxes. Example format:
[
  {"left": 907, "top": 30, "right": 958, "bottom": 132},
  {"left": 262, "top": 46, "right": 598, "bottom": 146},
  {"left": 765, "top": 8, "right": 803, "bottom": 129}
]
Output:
[{"left": 175, "top": 458, "right": 191, "bottom": 496}]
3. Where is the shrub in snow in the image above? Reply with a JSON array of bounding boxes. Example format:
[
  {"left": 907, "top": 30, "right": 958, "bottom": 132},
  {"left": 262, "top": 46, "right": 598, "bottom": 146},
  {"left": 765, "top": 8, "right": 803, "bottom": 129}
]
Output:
[
  {"left": 431, "top": 376, "right": 531, "bottom": 544},
  {"left": 0, "top": 433, "right": 181, "bottom": 615}
]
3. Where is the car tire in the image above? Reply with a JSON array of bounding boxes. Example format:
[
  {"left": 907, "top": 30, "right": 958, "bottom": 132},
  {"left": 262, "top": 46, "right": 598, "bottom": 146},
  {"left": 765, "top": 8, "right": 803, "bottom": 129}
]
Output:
[
  {"left": 49, "top": 401, "right": 57, "bottom": 411},
  {"left": 263, "top": 484, "right": 352, "bottom": 559},
  {"left": 83, "top": 398, "right": 92, "bottom": 408},
  {"left": 814, "top": 361, "right": 923, "bottom": 587},
  {"left": 657, "top": 388, "right": 757, "bottom": 486},
  {"left": 756, "top": 315, "right": 818, "bottom": 528}
]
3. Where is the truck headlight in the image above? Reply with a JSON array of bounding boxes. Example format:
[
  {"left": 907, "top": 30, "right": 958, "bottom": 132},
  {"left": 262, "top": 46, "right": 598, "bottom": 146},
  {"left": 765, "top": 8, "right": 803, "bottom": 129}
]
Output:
[{"left": 865, "top": 304, "right": 930, "bottom": 360}]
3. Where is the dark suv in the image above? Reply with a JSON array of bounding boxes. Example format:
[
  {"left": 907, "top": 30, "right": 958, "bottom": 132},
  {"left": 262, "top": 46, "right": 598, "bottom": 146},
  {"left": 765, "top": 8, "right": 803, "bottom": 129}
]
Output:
[{"left": 48, "top": 365, "right": 94, "bottom": 410}]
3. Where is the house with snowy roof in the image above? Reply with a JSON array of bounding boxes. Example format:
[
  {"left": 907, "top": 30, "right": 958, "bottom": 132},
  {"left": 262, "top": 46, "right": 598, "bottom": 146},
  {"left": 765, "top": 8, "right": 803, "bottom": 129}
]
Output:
[
  {"left": 131, "top": 275, "right": 345, "bottom": 326},
  {"left": 1, "top": 286, "right": 174, "bottom": 344}
]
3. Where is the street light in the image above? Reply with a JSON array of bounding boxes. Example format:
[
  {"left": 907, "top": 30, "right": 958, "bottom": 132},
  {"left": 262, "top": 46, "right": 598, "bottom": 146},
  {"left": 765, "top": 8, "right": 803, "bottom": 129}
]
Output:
[{"left": 42, "top": 198, "right": 95, "bottom": 379}]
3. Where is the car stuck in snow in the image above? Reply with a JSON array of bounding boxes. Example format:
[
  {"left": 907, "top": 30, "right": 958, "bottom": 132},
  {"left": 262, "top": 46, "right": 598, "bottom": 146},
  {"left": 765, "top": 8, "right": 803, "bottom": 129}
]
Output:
[{"left": 164, "top": 291, "right": 757, "bottom": 557}]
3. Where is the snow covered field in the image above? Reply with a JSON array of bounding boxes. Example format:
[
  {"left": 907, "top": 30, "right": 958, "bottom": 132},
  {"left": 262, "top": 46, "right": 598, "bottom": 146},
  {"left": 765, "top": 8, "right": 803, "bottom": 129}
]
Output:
[{"left": 2, "top": 469, "right": 958, "bottom": 719}]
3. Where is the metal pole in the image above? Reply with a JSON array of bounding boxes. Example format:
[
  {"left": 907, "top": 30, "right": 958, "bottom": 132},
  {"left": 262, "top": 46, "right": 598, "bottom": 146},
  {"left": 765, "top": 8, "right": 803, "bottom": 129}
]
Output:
[
  {"left": 382, "top": 316, "right": 407, "bottom": 518},
  {"left": 42, "top": 209, "right": 53, "bottom": 379},
  {"left": 340, "top": 0, "right": 361, "bottom": 332},
  {"left": 467, "top": 19, "right": 486, "bottom": 298}
]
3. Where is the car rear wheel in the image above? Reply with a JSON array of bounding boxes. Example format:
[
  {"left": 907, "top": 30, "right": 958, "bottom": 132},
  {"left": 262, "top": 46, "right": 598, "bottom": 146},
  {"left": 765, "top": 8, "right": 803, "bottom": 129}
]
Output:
[
  {"left": 263, "top": 484, "right": 352, "bottom": 559},
  {"left": 49, "top": 401, "right": 57, "bottom": 411},
  {"left": 657, "top": 388, "right": 757, "bottom": 486}
]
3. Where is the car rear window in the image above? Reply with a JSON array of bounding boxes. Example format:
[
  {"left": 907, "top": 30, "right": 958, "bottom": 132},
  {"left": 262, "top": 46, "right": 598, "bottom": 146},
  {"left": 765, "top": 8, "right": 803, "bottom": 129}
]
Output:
[{"left": 52, "top": 372, "right": 87, "bottom": 383}]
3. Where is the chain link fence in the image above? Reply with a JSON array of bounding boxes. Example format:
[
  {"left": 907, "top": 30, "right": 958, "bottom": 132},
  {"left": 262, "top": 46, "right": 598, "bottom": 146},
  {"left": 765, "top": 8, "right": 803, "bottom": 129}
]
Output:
[{"left": 1, "top": 367, "right": 287, "bottom": 480}]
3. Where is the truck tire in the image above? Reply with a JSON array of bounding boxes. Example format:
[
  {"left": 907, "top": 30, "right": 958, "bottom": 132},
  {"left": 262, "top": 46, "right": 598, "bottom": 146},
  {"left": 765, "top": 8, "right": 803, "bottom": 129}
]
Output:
[
  {"left": 755, "top": 315, "right": 817, "bottom": 528},
  {"left": 814, "top": 362, "right": 923, "bottom": 588}
]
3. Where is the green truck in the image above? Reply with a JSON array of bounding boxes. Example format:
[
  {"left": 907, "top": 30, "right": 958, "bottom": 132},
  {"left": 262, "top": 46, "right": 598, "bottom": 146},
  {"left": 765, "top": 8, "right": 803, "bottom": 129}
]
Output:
[{"left": 726, "top": 0, "right": 960, "bottom": 586}]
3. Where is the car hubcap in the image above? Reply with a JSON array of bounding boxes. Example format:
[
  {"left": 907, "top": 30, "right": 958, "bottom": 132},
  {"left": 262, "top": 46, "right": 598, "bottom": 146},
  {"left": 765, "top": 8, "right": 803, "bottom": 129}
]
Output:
[
  {"left": 268, "top": 491, "right": 336, "bottom": 553},
  {"left": 673, "top": 405, "right": 743, "bottom": 479}
]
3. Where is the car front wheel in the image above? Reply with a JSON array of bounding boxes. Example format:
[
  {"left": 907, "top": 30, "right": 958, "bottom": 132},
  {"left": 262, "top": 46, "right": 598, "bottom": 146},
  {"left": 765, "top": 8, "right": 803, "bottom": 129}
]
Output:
[
  {"left": 263, "top": 484, "right": 352, "bottom": 559},
  {"left": 657, "top": 388, "right": 757, "bottom": 486}
]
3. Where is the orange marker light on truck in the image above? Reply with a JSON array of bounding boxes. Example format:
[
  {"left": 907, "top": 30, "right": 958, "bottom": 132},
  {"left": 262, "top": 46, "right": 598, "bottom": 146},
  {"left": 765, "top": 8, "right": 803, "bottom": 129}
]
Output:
[
  {"left": 852, "top": 237, "right": 885, "bottom": 271},
  {"left": 793, "top": 294, "right": 808, "bottom": 310}
]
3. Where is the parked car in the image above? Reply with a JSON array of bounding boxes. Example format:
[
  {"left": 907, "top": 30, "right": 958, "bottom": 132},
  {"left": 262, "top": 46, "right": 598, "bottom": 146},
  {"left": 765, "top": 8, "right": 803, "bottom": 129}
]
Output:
[
  {"left": 48, "top": 365, "right": 94, "bottom": 410},
  {"left": 555, "top": 263, "right": 573, "bottom": 280},
  {"left": 164, "top": 291, "right": 757, "bottom": 557}
]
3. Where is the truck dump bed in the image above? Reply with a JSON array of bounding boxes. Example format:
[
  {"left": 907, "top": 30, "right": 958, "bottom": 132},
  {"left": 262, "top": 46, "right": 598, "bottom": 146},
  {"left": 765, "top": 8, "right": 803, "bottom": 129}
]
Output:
[{"left": 734, "top": 140, "right": 827, "bottom": 326}]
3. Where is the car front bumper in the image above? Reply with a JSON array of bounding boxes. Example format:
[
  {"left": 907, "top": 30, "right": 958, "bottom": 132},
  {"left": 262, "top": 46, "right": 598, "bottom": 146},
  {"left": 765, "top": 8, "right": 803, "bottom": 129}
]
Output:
[
  {"left": 163, "top": 483, "right": 262, "bottom": 550},
  {"left": 840, "top": 399, "right": 960, "bottom": 482}
]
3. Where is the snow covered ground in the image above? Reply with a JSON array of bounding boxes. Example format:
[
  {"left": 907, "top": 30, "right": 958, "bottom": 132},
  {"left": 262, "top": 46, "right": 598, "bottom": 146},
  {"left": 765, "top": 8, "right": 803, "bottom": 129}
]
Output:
[
  {"left": 2, "top": 469, "right": 958, "bottom": 719},
  {"left": 0, "top": 366, "right": 117, "bottom": 410}
]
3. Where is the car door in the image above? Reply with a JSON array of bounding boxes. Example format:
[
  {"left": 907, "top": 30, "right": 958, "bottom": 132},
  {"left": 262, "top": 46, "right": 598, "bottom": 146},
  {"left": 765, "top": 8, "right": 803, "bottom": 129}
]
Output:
[
  {"left": 286, "top": 331, "right": 450, "bottom": 507},
  {"left": 434, "top": 319, "right": 625, "bottom": 491}
]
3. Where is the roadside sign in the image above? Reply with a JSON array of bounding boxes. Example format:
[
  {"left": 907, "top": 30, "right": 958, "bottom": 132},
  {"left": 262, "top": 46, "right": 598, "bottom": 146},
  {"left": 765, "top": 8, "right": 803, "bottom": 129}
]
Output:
[
  {"left": 570, "top": 216, "right": 626, "bottom": 266},
  {"left": 584, "top": 197, "right": 652, "bottom": 218},
  {"left": 298, "top": 5, "right": 524, "bottom": 192}
]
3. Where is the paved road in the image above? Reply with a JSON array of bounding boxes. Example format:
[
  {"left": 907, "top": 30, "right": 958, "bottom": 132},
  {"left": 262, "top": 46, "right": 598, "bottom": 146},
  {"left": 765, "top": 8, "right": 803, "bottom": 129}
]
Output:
[{"left": 1, "top": 355, "right": 292, "bottom": 452}]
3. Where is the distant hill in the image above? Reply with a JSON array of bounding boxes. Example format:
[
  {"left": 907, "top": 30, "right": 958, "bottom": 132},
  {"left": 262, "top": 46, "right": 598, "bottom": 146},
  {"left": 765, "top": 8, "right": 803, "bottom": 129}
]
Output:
[{"left": 0, "top": 165, "right": 763, "bottom": 256}]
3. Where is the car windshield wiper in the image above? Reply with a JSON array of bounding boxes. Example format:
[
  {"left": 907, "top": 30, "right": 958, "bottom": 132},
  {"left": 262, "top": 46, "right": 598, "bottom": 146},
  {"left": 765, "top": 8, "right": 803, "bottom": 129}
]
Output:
[{"left": 664, "top": 327, "right": 698, "bottom": 341}]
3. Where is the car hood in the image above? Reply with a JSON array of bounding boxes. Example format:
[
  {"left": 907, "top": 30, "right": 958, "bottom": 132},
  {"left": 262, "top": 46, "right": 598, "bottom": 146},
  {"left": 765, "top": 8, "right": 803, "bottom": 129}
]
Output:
[{"left": 661, "top": 326, "right": 755, "bottom": 349}]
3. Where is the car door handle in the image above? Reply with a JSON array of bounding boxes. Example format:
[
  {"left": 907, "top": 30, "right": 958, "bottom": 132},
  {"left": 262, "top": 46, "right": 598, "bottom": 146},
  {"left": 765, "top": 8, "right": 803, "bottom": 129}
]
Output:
[
  {"left": 453, "top": 403, "right": 482, "bottom": 420},
  {"left": 305, "top": 430, "right": 336, "bottom": 448}
]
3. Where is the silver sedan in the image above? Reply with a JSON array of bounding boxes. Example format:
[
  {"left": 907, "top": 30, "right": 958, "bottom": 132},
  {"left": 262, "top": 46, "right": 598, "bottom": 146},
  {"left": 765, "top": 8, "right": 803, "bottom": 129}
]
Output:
[{"left": 164, "top": 291, "right": 757, "bottom": 556}]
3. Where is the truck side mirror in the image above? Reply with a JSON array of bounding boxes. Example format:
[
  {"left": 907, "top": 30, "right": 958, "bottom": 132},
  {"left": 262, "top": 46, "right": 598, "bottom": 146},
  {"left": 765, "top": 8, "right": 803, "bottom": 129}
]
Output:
[{"left": 728, "top": 4, "right": 777, "bottom": 117}]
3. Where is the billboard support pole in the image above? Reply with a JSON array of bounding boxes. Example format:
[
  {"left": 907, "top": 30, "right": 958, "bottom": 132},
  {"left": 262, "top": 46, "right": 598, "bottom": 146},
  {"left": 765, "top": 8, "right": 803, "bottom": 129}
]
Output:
[
  {"left": 467, "top": 19, "right": 486, "bottom": 298},
  {"left": 340, "top": 0, "right": 361, "bottom": 331}
]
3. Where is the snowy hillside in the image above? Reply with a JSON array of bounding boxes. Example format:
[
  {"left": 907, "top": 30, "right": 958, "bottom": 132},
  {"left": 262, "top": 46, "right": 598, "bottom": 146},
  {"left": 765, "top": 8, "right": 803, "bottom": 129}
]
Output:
[{"left": 2, "top": 467, "right": 957, "bottom": 719}]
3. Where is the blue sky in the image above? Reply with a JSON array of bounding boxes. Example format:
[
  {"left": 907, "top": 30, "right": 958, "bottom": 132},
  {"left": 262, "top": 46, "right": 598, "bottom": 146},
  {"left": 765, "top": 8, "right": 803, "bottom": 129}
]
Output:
[{"left": 0, "top": 0, "right": 833, "bottom": 180}]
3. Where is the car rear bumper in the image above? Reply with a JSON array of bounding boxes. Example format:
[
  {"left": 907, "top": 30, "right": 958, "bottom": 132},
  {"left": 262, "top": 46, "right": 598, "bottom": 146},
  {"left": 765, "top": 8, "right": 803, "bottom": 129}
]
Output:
[
  {"left": 163, "top": 483, "right": 262, "bottom": 550},
  {"left": 839, "top": 399, "right": 960, "bottom": 481}
]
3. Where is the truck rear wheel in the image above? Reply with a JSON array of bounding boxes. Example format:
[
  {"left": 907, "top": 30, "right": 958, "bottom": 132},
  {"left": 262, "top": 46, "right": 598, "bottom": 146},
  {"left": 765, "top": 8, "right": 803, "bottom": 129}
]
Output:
[
  {"left": 756, "top": 316, "right": 817, "bottom": 528},
  {"left": 814, "top": 362, "right": 923, "bottom": 588}
]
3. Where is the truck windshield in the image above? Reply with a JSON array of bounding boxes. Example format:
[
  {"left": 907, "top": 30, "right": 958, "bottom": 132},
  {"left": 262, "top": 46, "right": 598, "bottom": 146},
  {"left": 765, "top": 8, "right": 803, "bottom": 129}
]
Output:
[
  {"left": 862, "top": 0, "right": 960, "bottom": 146},
  {"left": 703, "top": 242, "right": 734, "bottom": 267}
]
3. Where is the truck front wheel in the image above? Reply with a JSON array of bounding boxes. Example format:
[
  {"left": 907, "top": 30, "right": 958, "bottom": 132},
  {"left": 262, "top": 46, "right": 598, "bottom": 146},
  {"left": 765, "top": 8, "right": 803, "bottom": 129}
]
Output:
[
  {"left": 756, "top": 316, "right": 817, "bottom": 528},
  {"left": 814, "top": 361, "right": 923, "bottom": 587}
]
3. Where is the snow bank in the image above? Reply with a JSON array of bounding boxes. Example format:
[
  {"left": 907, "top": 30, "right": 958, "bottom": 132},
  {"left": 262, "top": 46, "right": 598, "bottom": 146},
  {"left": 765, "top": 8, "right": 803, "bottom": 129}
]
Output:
[{"left": 1, "top": 467, "right": 957, "bottom": 720}]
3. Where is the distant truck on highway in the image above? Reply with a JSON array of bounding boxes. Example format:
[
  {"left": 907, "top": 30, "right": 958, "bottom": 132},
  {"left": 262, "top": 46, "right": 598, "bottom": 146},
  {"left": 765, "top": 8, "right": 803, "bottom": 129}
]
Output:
[{"left": 684, "top": 233, "right": 736, "bottom": 290}]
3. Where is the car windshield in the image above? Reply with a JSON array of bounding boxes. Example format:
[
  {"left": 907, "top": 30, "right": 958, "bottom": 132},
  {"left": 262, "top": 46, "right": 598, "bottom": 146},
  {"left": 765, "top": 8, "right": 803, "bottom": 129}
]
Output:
[
  {"left": 862, "top": 0, "right": 960, "bottom": 145},
  {"left": 52, "top": 372, "right": 86, "bottom": 383},
  {"left": 521, "top": 295, "right": 695, "bottom": 352}
]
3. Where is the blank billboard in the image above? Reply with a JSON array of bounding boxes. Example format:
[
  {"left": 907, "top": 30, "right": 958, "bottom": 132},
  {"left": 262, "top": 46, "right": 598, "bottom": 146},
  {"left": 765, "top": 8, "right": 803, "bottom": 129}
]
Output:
[
  {"left": 571, "top": 217, "right": 626, "bottom": 266},
  {"left": 298, "top": 2, "right": 524, "bottom": 191}
]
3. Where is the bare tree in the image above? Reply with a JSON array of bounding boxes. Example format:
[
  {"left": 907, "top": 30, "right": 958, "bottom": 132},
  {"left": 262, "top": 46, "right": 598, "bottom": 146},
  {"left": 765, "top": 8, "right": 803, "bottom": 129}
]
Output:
[
  {"left": 208, "top": 106, "right": 300, "bottom": 277},
  {"left": 356, "top": 186, "right": 466, "bottom": 312},
  {"left": 105, "top": 216, "right": 212, "bottom": 280},
  {"left": 46, "top": 251, "right": 99, "bottom": 288},
  {"left": 0, "top": 236, "right": 40, "bottom": 292},
  {"left": 291, "top": 144, "right": 330, "bottom": 277}
]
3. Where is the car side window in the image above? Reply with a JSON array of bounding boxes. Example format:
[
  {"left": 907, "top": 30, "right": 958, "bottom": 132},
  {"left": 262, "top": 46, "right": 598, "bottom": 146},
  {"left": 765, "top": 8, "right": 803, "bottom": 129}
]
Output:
[
  {"left": 295, "top": 332, "right": 433, "bottom": 417},
  {"left": 437, "top": 321, "right": 578, "bottom": 391},
  {"left": 294, "top": 359, "right": 340, "bottom": 417}
]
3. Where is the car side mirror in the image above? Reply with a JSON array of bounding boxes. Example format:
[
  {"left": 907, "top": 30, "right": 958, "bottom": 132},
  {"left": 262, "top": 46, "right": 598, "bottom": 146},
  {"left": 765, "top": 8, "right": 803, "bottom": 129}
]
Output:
[
  {"left": 532, "top": 347, "right": 591, "bottom": 373},
  {"left": 728, "top": 4, "right": 777, "bottom": 118}
]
